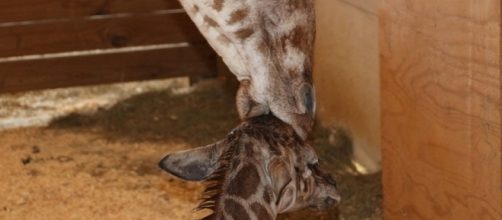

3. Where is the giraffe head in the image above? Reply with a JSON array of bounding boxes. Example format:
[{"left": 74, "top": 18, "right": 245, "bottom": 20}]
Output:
[
  {"left": 175, "top": 0, "right": 317, "bottom": 140},
  {"left": 159, "top": 115, "right": 340, "bottom": 219},
  {"left": 233, "top": 0, "right": 318, "bottom": 141}
]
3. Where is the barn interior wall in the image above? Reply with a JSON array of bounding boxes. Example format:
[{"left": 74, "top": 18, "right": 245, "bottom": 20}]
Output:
[{"left": 313, "top": 0, "right": 381, "bottom": 173}]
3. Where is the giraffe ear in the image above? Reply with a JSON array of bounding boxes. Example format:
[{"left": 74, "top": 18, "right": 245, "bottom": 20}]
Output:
[
  {"left": 269, "top": 160, "right": 297, "bottom": 213},
  {"left": 276, "top": 180, "right": 297, "bottom": 213},
  {"left": 158, "top": 141, "right": 225, "bottom": 181}
]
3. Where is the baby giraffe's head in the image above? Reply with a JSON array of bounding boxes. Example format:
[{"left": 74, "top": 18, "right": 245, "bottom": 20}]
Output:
[{"left": 159, "top": 115, "right": 340, "bottom": 219}]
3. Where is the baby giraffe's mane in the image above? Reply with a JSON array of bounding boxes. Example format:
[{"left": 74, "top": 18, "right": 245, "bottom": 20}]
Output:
[
  {"left": 196, "top": 115, "right": 300, "bottom": 219},
  {"left": 197, "top": 129, "right": 240, "bottom": 218}
]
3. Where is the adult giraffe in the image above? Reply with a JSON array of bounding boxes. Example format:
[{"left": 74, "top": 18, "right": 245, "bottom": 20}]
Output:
[{"left": 178, "top": 0, "right": 317, "bottom": 139}]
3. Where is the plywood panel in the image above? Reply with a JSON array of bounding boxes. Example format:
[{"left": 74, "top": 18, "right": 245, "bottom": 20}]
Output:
[
  {"left": 0, "top": 45, "right": 216, "bottom": 93},
  {"left": 336, "top": 0, "right": 377, "bottom": 15},
  {"left": 0, "top": 12, "right": 204, "bottom": 57},
  {"left": 380, "top": 0, "right": 502, "bottom": 219},
  {"left": 0, "top": 0, "right": 181, "bottom": 23},
  {"left": 314, "top": 0, "right": 380, "bottom": 172}
]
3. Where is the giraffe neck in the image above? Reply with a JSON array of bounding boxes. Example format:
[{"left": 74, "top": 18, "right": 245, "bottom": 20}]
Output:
[{"left": 215, "top": 162, "right": 277, "bottom": 220}]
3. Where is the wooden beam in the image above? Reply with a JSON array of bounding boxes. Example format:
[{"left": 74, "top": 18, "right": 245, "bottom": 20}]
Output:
[
  {"left": 380, "top": 0, "right": 502, "bottom": 219},
  {"left": 0, "top": 0, "right": 181, "bottom": 23},
  {"left": 0, "top": 45, "right": 216, "bottom": 93},
  {"left": 0, "top": 12, "right": 205, "bottom": 58}
]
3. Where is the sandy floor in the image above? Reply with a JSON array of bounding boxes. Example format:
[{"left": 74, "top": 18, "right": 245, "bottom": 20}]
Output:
[{"left": 0, "top": 80, "right": 381, "bottom": 220}]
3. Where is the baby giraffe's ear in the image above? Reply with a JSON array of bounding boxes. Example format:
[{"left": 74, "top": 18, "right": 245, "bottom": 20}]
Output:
[
  {"left": 277, "top": 180, "right": 297, "bottom": 213},
  {"left": 158, "top": 141, "right": 225, "bottom": 181}
]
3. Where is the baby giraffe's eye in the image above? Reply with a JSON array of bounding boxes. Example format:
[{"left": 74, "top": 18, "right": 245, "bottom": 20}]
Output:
[{"left": 307, "top": 161, "right": 320, "bottom": 170}]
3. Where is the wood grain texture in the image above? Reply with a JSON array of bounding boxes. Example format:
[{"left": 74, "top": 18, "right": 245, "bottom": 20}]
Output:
[
  {"left": 0, "top": 0, "right": 181, "bottom": 23},
  {"left": 380, "top": 0, "right": 502, "bottom": 219},
  {"left": 0, "top": 45, "right": 216, "bottom": 93},
  {"left": 0, "top": 12, "right": 205, "bottom": 58}
]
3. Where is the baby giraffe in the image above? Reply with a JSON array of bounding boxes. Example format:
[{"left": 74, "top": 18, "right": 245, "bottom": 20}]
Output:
[{"left": 159, "top": 115, "right": 340, "bottom": 219}]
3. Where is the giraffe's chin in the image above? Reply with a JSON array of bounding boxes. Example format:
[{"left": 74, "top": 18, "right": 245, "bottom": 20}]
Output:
[{"left": 306, "top": 196, "right": 340, "bottom": 212}]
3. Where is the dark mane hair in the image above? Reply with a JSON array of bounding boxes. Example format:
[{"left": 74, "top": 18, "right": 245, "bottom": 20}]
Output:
[{"left": 197, "top": 129, "right": 240, "bottom": 220}]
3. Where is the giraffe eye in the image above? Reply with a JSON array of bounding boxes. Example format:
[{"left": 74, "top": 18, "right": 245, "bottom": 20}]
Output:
[
  {"left": 307, "top": 163, "right": 313, "bottom": 169},
  {"left": 307, "top": 161, "right": 322, "bottom": 176},
  {"left": 307, "top": 162, "right": 318, "bottom": 170}
]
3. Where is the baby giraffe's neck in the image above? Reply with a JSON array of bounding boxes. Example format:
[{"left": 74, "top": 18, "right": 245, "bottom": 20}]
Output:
[
  {"left": 200, "top": 151, "right": 279, "bottom": 220},
  {"left": 215, "top": 162, "right": 277, "bottom": 220}
]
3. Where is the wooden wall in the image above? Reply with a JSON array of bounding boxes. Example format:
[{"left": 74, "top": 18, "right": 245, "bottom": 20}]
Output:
[
  {"left": 380, "top": 0, "right": 502, "bottom": 219},
  {"left": 0, "top": 0, "right": 217, "bottom": 93},
  {"left": 314, "top": 0, "right": 381, "bottom": 173}
]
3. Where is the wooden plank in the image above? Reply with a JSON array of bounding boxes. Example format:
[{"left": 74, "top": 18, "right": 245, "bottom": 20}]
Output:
[
  {"left": 0, "top": 0, "right": 182, "bottom": 23},
  {"left": 0, "top": 12, "right": 205, "bottom": 58},
  {"left": 380, "top": 0, "right": 502, "bottom": 220},
  {"left": 0, "top": 45, "right": 217, "bottom": 93}
]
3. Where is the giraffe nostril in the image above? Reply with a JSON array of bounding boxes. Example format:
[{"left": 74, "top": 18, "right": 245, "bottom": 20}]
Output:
[
  {"left": 325, "top": 197, "right": 336, "bottom": 207},
  {"left": 325, "top": 195, "right": 340, "bottom": 207}
]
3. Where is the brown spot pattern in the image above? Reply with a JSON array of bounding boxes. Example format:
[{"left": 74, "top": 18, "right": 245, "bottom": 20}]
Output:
[
  {"left": 227, "top": 164, "right": 260, "bottom": 199},
  {"left": 224, "top": 199, "right": 250, "bottom": 220},
  {"left": 279, "top": 25, "right": 310, "bottom": 55},
  {"left": 235, "top": 28, "right": 254, "bottom": 40},
  {"left": 228, "top": 9, "right": 249, "bottom": 24},
  {"left": 204, "top": 16, "right": 218, "bottom": 27},
  {"left": 290, "top": 26, "right": 309, "bottom": 52},
  {"left": 251, "top": 203, "right": 273, "bottom": 220},
  {"left": 212, "top": 0, "right": 224, "bottom": 11}
]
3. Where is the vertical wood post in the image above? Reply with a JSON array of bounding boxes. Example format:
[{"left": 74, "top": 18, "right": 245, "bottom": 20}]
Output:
[{"left": 380, "top": 0, "right": 502, "bottom": 219}]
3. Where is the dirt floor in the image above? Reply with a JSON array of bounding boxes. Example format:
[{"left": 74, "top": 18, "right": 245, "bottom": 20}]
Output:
[{"left": 0, "top": 79, "right": 382, "bottom": 220}]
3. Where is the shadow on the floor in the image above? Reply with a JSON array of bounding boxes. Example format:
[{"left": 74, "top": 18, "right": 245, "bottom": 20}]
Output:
[
  {"left": 48, "top": 81, "right": 382, "bottom": 220},
  {"left": 49, "top": 83, "right": 239, "bottom": 147}
]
